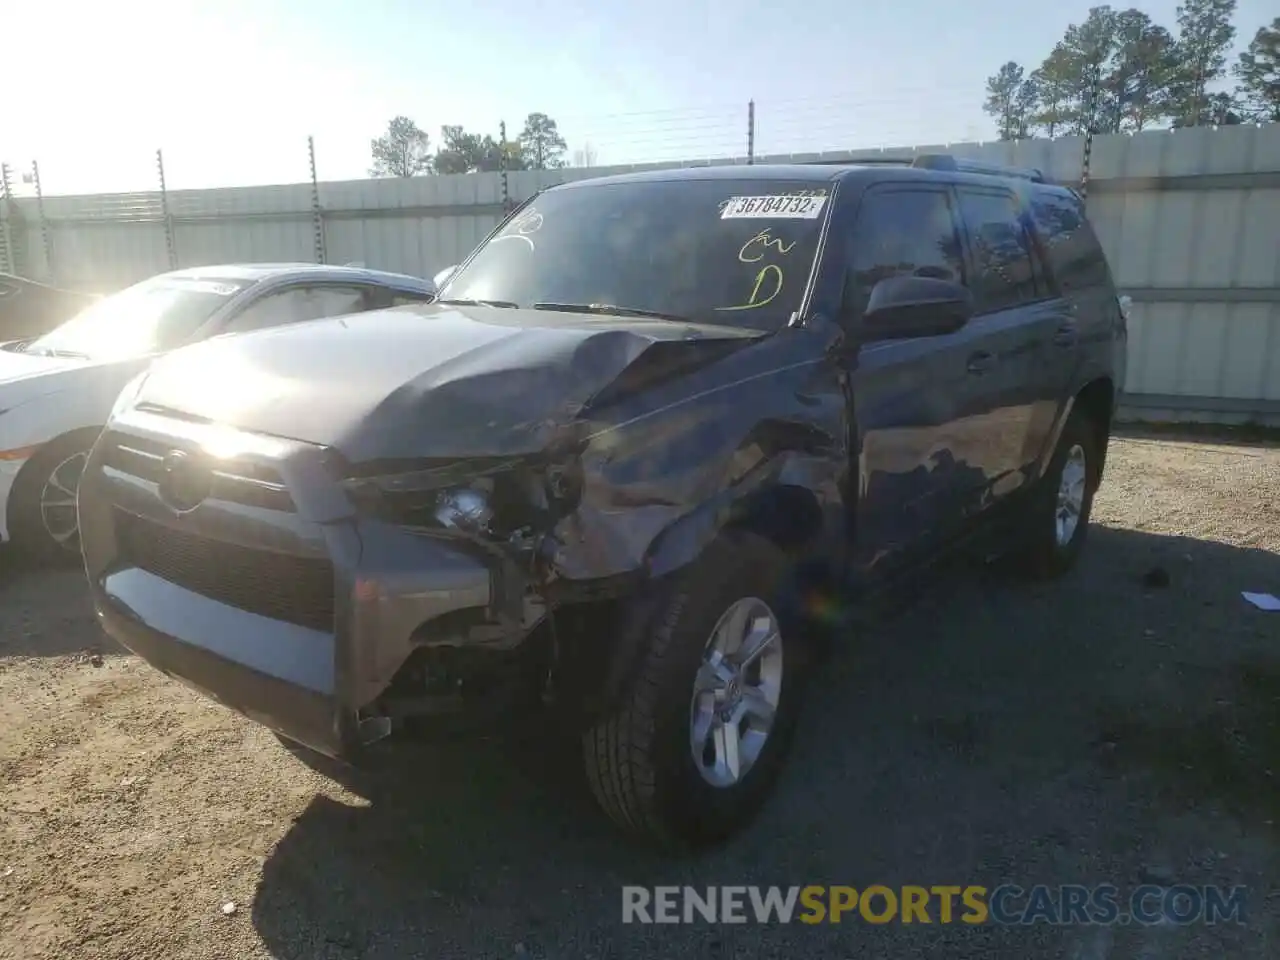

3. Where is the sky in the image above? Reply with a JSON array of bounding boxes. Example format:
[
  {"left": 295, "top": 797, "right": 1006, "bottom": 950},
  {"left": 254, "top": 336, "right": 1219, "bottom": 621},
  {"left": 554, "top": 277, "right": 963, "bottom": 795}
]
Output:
[{"left": 4, "top": 0, "right": 1274, "bottom": 196}]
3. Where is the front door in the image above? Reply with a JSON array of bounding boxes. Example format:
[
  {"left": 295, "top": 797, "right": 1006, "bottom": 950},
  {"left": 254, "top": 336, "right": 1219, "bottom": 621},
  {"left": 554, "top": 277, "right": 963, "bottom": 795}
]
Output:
[{"left": 836, "top": 183, "right": 993, "bottom": 576}]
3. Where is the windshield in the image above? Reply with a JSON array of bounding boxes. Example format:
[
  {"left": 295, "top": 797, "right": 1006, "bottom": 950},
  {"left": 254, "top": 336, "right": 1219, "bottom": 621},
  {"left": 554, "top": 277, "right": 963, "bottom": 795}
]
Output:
[
  {"left": 25, "top": 275, "right": 252, "bottom": 360},
  {"left": 440, "top": 178, "right": 832, "bottom": 331}
]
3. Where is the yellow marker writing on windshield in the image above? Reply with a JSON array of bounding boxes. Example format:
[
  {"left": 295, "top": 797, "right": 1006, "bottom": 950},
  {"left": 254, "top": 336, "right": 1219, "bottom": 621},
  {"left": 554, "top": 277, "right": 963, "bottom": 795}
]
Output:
[
  {"left": 738, "top": 229, "right": 796, "bottom": 263},
  {"left": 716, "top": 264, "right": 783, "bottom": 311}
]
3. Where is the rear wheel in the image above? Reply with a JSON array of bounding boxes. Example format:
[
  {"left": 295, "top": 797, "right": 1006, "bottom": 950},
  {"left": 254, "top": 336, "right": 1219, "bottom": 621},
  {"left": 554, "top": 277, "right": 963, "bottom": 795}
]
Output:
[
  {"left": 582, "top": 531, "right": 809, "bottom": 850},
  {"left": 1016, "top": 410, "right": 1099, "bottom": 579},
  {"left": 8, "top": 433, "right": 96, "bottom": 563}
]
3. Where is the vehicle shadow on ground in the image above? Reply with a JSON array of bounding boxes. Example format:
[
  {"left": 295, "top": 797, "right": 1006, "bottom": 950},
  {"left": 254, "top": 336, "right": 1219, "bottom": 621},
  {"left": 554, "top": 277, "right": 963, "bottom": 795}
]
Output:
[
  {"left": 0, "top": 546, "right": 114, "bottom": 659},
  {"left": 251, "top": 524, "right": 1280, "bottom": 959}
]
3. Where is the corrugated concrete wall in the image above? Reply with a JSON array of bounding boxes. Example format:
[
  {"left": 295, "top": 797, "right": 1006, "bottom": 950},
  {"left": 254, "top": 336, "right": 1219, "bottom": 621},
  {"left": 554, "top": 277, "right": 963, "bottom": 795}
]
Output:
[{"left": 4, "top": 125, "right": 1278, "bottom": 425}]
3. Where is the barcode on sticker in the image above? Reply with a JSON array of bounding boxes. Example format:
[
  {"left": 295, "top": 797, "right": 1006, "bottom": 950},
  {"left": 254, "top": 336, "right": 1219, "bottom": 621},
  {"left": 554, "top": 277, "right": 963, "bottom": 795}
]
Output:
[{"left": 720, "top": 194, "right": 828, "bottom": 220}]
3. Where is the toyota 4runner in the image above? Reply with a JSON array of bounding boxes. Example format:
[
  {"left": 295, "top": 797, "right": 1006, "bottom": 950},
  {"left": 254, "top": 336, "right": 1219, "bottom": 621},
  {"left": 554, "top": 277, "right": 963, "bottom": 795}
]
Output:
[{"left": 79, "top": 155, "right": 1127, "bottom": 850}]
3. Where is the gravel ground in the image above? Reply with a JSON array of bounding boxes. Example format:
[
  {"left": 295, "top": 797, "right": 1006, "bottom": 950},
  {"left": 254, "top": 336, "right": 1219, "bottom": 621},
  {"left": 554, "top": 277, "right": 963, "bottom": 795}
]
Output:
[{"left": 1, "top": 431, "right": 1278, "bottom": 959}]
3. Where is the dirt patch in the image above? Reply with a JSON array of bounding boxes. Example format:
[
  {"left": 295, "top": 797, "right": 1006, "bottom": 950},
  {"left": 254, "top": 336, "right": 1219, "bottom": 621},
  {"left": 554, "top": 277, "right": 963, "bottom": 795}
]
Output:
[{"left": 1, "top": 431, "right": 1279, "bottom": 959}]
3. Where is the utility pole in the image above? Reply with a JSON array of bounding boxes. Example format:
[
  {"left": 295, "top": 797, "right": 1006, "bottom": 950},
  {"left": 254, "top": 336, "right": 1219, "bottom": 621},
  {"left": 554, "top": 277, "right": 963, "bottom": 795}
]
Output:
[
  {"left": 156, "top": 149, "right": 178, "bottom": 269},
  {"left": 499, "top": 120, "right": 512, "bottom": 215},
  {"left": 31, "top": 161, "right": 53, "bottom": 281},
  {"left": 1079, "top": 63, "right": 1102, "bottom": 205},
  {"left": 308, "top": 136, "right": 327, "bottom": 264}
]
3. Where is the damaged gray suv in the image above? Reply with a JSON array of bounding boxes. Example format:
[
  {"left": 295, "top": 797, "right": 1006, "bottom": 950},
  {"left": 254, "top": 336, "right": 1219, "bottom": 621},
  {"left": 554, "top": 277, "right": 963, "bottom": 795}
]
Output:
[{"left": 80, "top": 156, "right": 1126, "bottom": 849}]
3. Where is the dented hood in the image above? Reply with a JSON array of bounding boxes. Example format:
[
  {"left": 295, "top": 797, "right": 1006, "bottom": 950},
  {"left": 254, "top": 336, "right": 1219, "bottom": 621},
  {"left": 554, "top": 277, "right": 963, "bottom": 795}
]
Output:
[{"left": 134, "top": 303, "right": 763, "bottom": 462}]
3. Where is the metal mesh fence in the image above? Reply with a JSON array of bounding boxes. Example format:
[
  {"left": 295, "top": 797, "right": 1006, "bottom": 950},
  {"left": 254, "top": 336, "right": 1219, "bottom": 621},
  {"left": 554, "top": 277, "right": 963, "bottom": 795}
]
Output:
[
  {"left": 3, "top": 89, "right": 999, "bottom": 200},
  {"left": 3, "top": 84, "right": 1276, "bottom": 289}
]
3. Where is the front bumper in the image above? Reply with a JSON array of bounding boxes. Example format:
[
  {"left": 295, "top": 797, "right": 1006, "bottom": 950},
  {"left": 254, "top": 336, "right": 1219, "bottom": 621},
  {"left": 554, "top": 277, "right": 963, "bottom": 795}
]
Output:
[{"left": 80, "top": 408, "right": 535, "bottom": 761}]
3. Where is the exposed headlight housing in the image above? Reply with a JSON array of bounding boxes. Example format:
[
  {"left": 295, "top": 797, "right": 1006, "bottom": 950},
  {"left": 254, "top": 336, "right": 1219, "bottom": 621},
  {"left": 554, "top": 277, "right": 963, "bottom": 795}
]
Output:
[
  {"left": 433, "top": 484, "right": 495, "bottom": 532},
  {"left": 340, "top": 455, "right": 581, "bottom": 539}
]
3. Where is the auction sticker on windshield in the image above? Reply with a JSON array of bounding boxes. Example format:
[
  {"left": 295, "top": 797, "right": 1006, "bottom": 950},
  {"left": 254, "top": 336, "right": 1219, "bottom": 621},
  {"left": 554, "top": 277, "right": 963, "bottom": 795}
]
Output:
[{"left": 720, "top": 194, "right": 828, "bottom": 220}]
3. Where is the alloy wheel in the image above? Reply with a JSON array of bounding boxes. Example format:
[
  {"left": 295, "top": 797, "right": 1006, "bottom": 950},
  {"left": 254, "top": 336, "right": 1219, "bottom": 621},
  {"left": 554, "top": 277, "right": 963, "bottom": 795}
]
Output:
[
  {"left": 1055, "top": 444, "right": 1088, "bottom": 547},
  {"left": 39, "top": 450, "right": 89, "bottom": 553},
  {"left": 689, "top": 596, "right": 784, "bottom": 788}
]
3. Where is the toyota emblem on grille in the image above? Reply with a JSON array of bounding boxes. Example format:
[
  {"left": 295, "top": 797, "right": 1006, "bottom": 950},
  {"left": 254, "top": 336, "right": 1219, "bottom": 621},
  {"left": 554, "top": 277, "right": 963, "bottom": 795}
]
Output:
[{"left": 158, "top": 450, "right": 211, "bottom": 513}]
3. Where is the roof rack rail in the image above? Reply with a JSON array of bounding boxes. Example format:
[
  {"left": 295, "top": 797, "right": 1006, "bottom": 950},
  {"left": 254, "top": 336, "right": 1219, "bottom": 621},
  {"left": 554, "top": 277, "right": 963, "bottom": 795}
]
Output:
[
  {"left": 802, "top": 152, "right": 1047, "bottom": 183},
  {"left": 803, "top": 157, "right": 915, "bottom": 166},
  {"left": 910, "top": 154, "right": 1046, "bottom": 182}
]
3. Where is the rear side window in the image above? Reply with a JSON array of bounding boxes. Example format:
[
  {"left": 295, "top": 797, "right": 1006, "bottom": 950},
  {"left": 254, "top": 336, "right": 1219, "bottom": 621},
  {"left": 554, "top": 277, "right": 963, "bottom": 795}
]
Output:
[
  {"left": 225, "top": 284, "right": 369, "bottom": 334},
  {"left": 388, "top": 290, "right": 436, "bottom": 307},
  {"left": 955, "top": 188, "right": 1041, "bottom": 312},
  {"left": 844, "top": 188, "right": 965, "bottom": 317},
  {"left": 1030, "top": 191, "right": 1112, "bottom": 293}
]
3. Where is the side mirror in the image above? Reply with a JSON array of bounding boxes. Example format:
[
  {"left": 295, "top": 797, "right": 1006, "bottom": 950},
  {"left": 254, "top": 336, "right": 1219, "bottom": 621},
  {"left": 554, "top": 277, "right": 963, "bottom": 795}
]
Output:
[
  {"left": 433, "top": 264, "right": 458, "bottom": 289},
  {"left": 860, "top": 275, "right": 974, "bottom": 341}
]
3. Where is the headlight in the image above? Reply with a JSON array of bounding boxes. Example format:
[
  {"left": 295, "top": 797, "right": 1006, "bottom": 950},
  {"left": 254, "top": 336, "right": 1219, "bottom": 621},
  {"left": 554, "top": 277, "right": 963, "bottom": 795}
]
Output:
[
  {"left": 340, "top": 461, "right": 512, "bottom": 535},
  {"left": 433, "top": 486, "right": 494, "bottom": 531},
  {"left": 340, "top": 455, "right": 581, "bottom": 538},
  {"left": 109, "top": 371, "right": 149, "bottom": 420}
]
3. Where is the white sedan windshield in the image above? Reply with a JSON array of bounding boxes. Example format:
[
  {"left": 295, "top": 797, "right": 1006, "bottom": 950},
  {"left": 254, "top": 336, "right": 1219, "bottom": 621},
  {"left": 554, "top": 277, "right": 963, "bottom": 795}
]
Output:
[{"left": 26, "top": 276, "right": 251, "bottom": 361}]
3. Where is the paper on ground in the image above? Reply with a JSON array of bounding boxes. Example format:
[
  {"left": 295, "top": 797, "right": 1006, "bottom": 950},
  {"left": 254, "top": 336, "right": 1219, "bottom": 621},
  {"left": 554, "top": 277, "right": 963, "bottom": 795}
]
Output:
[{"left": 1241, "top": 592, "right": 1280, "bottom": 612}]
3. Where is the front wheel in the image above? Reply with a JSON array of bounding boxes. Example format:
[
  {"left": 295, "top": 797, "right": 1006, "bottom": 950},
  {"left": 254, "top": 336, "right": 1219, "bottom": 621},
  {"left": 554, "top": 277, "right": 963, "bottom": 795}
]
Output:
[
  {"left": 582, "top": 531, "right": 808, "bottom": 850},
  {"left": 8, "top": 434, "right": 94, "bottom": 562}
]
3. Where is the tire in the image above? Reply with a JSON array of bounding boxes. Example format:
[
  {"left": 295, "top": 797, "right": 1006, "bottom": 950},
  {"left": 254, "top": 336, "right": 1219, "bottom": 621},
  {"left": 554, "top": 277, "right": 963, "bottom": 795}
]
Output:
[
  {"left": 1016, "top": 409, "right": 1099, "bottom": 579},
  {"left": 7, "top": 432, "right": 96, "bottom": 564},
  {"left": 582, "top": 531, "right": 809, "bottom": 851}
]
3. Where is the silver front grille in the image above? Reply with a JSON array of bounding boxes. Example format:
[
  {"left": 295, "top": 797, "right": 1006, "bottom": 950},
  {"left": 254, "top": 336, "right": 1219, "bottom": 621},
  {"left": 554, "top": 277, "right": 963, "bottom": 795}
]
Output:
[{"left": 99, "top": 429, "right": 296, "bottom": 513}]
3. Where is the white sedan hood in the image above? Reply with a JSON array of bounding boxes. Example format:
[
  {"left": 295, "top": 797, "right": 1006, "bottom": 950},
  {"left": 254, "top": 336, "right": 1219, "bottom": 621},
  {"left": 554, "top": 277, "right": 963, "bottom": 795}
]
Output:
[
  {"left": 0, "top": 346, "right": 150, "bottom": 445},
  {"left": 0, "top": 345, "right": 87, "bottom": 385}
]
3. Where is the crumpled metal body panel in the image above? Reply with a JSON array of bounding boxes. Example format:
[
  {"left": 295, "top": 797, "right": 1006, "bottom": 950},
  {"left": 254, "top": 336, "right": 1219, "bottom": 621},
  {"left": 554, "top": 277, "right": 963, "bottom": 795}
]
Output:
[
  {"left": 133, "top": 304, "right": 765, "bottom": 463},
  {"left": 544, "top": 323, "right": 848, "bottom": 585},
  {"left": 82, "top": 304, "right": 851, "bottom": 760},
  {"left": 131, "top": 301, "right": 851, "bottom": 588}
]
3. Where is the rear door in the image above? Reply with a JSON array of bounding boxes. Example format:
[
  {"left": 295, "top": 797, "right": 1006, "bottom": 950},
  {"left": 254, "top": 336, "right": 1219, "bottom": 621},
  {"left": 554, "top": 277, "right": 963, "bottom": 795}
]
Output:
[
  {"left": 952, "top": 184, "right": 1064, "bottom": 498},
  {"left": 1029, "top": 189, "right": 1124, "bottom": 399}
]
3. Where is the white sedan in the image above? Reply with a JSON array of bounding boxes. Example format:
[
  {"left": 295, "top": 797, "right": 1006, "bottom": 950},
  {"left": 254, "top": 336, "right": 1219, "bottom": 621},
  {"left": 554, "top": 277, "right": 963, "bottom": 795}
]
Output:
[{"left": 0, "top": 262, "right": 436, "bottom": 559}]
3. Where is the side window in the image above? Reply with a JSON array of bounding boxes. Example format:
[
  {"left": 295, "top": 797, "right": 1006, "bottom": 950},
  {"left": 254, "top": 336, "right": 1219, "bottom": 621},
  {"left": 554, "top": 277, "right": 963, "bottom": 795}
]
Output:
[
  {"left": 955, "top": 188, "right": 1040, "bottom": 312},
  {"left": 386, "top": 290, "right": 436, "bottom": 307},
  {"left": 306, "top": 286, "right": 369, "bottom": 318},
  {"left": 225, "top": 285, "right": 368, "bottom": 334},
  {"left": 845, "top": 188, "right": 964, "bottom": 318},
  {"left": 1030, "top": 192, "right": 1111, "bottom": 293}
]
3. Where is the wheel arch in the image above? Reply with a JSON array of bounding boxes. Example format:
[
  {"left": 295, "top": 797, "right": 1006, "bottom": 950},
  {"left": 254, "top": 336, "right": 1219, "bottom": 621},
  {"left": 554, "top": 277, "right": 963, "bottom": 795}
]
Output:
[
  {"left": 1036, "top": 376, "right": 1115, "bottom": 485},
  {"left": 643, "top": 479, "right": 829, "bottom": 580},
  {"left": 1072, "top": 376, "right": 1115, "bottom": 482},
  {"left": 567, "top": 480, "right": 833, "bottom": 726},
  {"left": 6, "top": 424, "right": 106, "bottom": 546}
]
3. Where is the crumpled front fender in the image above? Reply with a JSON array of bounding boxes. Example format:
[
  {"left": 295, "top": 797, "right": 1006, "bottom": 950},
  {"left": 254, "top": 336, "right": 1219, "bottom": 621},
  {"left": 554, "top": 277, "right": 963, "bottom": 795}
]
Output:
[{"left": 534, "top": 329, "right": 849, "bottom": 716}]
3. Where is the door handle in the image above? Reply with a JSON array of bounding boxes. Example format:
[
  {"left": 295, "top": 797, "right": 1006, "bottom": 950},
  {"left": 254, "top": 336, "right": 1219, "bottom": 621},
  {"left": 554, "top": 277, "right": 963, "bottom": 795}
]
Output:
[
  {"left": 1053, "top": 323, "right": 1078, "bottom": 347},
  {"left": 966, "top": 351, "right": 995, "bottom": 374}
]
